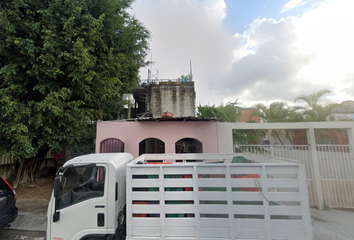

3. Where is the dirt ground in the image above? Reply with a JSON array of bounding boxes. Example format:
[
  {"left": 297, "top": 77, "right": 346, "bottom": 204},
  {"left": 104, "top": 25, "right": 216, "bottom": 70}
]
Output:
[{"left": 14, "top": 175, "right": 54, "bottom": 200}]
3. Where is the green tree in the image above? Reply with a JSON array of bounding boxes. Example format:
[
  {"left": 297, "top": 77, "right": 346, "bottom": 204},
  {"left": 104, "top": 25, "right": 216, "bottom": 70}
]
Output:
[
  {"left": 251, "top": 102, "right": 305, "bottom": 145},
  {"left": 252, "top": 102, "right": 304, "bottom": 123},
  {"left": 294, "top": 89, "right": 338, "bottom": 121},
  {"left": 197, "top": 100, "right": 240, "bottom": 122},
  {"left": 0, "top": 0, "right": 150, "bottom": 185},
  {"left": 252, "top": 102, "right": 290, "bottom": 122},
  {"left": 197, "top": 101, "right": 264, "bottom": 145}
]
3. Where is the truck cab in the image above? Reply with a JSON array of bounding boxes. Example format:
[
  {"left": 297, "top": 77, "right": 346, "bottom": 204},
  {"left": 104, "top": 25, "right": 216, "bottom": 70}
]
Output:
[{"left": 46, "top": 153, "right": 134, "bottom": 240}]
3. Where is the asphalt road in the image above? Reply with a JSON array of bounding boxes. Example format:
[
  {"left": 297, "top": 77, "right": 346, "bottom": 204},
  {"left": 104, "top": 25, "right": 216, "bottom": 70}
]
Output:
[{"left": 0, "top": 229, "right": 45, "bottom": 240}]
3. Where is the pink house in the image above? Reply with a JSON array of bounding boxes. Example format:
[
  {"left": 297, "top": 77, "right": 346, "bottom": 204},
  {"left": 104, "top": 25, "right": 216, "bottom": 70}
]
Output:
[{"left": 95, "top": 118, "right": 219, "bottom": 158}]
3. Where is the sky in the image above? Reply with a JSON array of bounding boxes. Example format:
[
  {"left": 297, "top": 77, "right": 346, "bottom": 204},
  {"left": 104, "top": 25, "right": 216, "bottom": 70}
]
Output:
[{"left": 129, "top": 0, "right": 354, "bottom": 108}]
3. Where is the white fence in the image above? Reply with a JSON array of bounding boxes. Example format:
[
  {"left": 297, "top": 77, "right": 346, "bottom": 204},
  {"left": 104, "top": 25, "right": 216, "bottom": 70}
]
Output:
[
  {"left": 0, "top": 155, "right": 16, "bottom": 165},
  {"left": 235, "top": 145, "right": 312, "bottom": 175},
  {"left": 217, "top": 122, "right": 354, "bottom": 209},
  {"left": 235, "top": 143, "right": 354, "bottom": 208}
]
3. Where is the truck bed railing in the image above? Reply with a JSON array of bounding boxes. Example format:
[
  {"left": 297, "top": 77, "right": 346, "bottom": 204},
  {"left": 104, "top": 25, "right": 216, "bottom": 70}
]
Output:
[{"left": 126, "top": 153, "right": 312, "bottom": 240}]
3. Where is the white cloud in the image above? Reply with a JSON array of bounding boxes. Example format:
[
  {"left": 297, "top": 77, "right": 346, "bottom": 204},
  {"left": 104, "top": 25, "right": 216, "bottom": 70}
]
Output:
[
  {"left": 130, "top": 0, "right": 234, "bottom": 105},
  {"left": 295, "top": 0, "right": 354, "bottom": 85},
  {"left": 131, "top": 0, "right": 354, "bottom": 107},
  {"left": 216, "top": 0, "right": 354, "bottom": 107},
  {"left": 280, "top": 0, "right": 305, "bottom": 14},
  {"left": 216, "top": 17, "right": 313, "bottom": 106}
]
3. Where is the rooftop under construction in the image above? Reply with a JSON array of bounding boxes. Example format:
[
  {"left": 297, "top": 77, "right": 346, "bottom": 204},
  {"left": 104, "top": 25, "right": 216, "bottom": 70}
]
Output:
[{"left": 130, "top": 62, "right": 196, "bottom": 119}]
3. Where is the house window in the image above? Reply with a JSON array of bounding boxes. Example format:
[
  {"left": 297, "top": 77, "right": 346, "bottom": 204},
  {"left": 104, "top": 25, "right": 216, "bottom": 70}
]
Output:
[
  {"left": 175, "top": 138, "right": 203, "bottom": 153},
  {"left": 100, "top": 138, "right": 124, "bottom": 153},
  {"left": 139, "top": 138, "right": 165, "bottom": 155}
]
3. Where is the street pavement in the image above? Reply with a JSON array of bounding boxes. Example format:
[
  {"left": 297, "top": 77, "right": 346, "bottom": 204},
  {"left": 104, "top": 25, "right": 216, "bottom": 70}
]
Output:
[
  {"left": 311, "top": 208, "right": 354, "bottom": 240},
  {"left": 0, "top": 229, "right": 45, "bottom": 240},
  {"left": 6, "top": 199, "right": 48, "bottom": 232},
  {"left": 3, "top": 198, "right": 354, "bottom": 240}
]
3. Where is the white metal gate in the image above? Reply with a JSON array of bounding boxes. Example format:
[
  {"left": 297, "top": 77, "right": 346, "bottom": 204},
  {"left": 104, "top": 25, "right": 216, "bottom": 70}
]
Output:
[
  {"left": 316, "top": 145, "right": 354, "bottom": 208},
  {"left": 217, "top": 122, "right": 354, "bottom": 209},
  {"left": 235, "top": 144, "right": 354, "bottom": 208}
]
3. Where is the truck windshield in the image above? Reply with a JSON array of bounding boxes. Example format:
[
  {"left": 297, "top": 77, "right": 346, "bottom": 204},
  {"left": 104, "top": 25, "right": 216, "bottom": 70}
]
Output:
[{"left": 58, "top": 165, "right": 106, "bottom": 209}]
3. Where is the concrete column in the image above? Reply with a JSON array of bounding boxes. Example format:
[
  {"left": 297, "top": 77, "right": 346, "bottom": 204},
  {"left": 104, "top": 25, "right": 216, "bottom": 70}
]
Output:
[
  {"left": 217, "top": 123, "right": 234, "bottom": 153},
  {"left": 347, "top": 127, "right": 354, "bottom": 154},
  {"left": 306, "top": 127, "right": 324, "bottom": 210}
]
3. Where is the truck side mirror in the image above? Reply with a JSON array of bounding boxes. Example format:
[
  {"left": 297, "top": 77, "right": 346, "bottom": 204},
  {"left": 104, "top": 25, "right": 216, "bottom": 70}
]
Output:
[
  {"left": 54, "top": 176, "right": 61, "bottom": 199},
  {"left": 53, "top": 176, "right": 61, "bottom": 222}
]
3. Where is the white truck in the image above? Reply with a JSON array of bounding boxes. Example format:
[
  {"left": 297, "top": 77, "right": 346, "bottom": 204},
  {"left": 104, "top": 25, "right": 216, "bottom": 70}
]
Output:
[{"left": 46, "top": 153, "right": 313, "bottom": 240}]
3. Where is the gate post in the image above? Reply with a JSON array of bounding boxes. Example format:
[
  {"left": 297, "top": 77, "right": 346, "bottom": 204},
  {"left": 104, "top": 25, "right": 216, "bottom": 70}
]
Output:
[
  {"left": 306, "top": 127, "right": 324, "bottom": 210},
  {"left": 347, "top": 127, "right": 354, "bottom": 153},
  {"left": 217, "top": 123, "right": 234, "bottom": 153}
]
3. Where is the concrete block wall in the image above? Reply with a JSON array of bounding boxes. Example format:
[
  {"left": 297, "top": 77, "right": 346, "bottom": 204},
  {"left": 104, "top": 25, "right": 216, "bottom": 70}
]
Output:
[{"left": 148, "top": 81, "right": 196, "bottom": 118}]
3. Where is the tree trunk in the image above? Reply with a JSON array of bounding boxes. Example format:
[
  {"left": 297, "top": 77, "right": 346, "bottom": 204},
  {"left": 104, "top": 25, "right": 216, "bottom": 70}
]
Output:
[
  {"left": 272, "top": 129, "right": 285, "bottom": 145},
  {"left": 13, "top": 150, "right": 48, "bottom": 187},
  {"left": 13, "top": 157, "right": 25, "bottom": 189}
]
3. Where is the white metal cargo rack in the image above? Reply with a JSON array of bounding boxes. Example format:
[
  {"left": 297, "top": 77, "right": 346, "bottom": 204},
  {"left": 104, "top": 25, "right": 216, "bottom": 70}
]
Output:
[{"left": 126, "top": 153, "right": 313, "bottom": 240}]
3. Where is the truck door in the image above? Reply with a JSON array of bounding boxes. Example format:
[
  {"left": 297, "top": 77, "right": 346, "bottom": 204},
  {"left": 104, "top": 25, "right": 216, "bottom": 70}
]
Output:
[{"left": 50, "top": 164, "right": 108, "bottom": 240}]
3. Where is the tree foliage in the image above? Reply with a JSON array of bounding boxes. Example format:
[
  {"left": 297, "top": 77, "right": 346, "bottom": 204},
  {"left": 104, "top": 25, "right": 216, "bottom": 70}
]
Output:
[
  {"left": 196, "top": 101, "right": 265, "bottom": 145},
  {"left": 250, "top": 102, "right": 295, "bottom": 145},
  {"left": 251, "top": 90, "right": 340, "bottom": 146},
  {"left": 0, "top": 0, "right": 150, "bottom": 182},
  {"left": 196, "top": 100, "right": 240, "bottom": 122},
  {"left": 252, "top": 102, "right": 291, "bottom": 122},
  {"left": 252, "top": 101, "right": 304, "bottom": 123},
  {"left": 293, "top": 89, "right": 339, "bottom": 121},
  {"left": 252, "top": 90, "right": 339, "bottom": 123}
]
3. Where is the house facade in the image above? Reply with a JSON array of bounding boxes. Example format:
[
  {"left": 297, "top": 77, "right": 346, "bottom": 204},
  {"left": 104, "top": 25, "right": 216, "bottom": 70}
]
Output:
[{"left": 96, "top": 118, "right": 218, "bottom": 158}]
